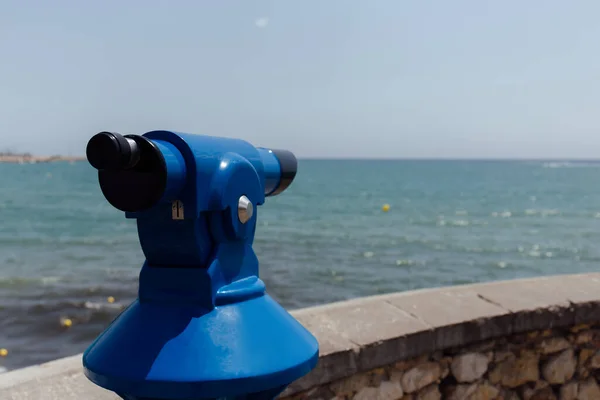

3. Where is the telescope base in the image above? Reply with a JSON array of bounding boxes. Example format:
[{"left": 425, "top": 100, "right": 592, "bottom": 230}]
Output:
[{"left": 83, "top": 292, "right": 318, "bottom": 400}]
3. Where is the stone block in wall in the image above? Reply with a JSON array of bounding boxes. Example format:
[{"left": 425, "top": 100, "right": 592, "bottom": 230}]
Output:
[
  {"left": 444, "top": 382, "right": 500, "bottom": 400},
  {"left": 444, "top": 383, "right": 477, "bottom": 400},
  {"left": 400, "top": 362, "right": 441, "bottom": 394},
  {"left": 450, "top": 352, "right": 489, "bottom": 383},
  {"left": 574, "top": 330, "right": 594, "bottom": 345},
  {"left": 488, "top": 350, "right": 539, "bottom": 388},
  {"left": 473, "top": 382, "right": 501, "bottom": 400},
  {"left": 334, "top": 379, "right": 405, "bottom": 400},
  {"left": 589, "top": 350, "right": 600, "bottom": 369},
  {"left": 537, "top": 337, "right": 571, "bottom": 354},
  {"left": 352, "top": 386, "right": 379, "bottom": 400},
  {"left": 494, "top": 350, "right": 515, "bottom": 364},
  {"left": 415, "top": 383, "right": 440, "bottom": 400},
  {"left": 520, "top": 380, "right": 550, "bottom": 400},
  {"left": 529, "top": 386, "right": 556, "bottom": 400},
  {"left": 378, "top": 380, "right": 404, "bottom": 399},
  {"left": 389, "top": 368, "right": 404, "bottom": 384},
  {"left": 439, "top": 357, "right": 451, "bottom": 379},
  {"left": 578, "top": 348, "right": 595, "bottom": 379},
  {"left": 577, "top": 377, "right": 600, "bottom": 400},
  {"left": 541, "top": 348, "right": 576, "bottom": 384},
  {"left": 329, "top": 372, "right": 370, "bottom": 397},
  {"left": 500, "top": 389, "right": 521, "bottom": 400},
  {"left": 559, "top": 382, "right": 578, "bottom": 400}
]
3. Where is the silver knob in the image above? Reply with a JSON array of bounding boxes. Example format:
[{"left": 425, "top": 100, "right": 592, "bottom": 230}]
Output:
[{"left": 238, "top": 195, "right": 253, "bottom": 224}]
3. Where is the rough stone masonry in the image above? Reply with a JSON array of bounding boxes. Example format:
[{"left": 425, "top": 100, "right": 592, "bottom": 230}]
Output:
[{"left": 281, "top": 324, "right": 600, "bottom": 400}]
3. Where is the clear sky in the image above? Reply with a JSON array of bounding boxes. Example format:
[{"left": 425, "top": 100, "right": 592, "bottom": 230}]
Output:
[{"left": 1, "top": 1, "right": 599, "bottom": 159}]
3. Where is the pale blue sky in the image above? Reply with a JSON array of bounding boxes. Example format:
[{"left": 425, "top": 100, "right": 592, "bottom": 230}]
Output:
[{"left": 1, "top": 1, "right": 599, "bottom": 158}]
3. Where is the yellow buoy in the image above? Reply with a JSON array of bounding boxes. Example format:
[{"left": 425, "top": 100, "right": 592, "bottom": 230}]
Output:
[
  {"left": 382, "top": 204, "right": 390, "bottom": 212},
  {"left": 60, "top": 318, "right": 73, "bottom": 328},
  {"left": 0, "top": 348, "right": 8, "bottom": 357},
  {"left": 107, "top": 296, "right": 115, "bottom": 304}
]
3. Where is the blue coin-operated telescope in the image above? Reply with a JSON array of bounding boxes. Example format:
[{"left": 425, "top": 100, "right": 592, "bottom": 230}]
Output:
[{"left": 83, "top": 131, "right": 319, "bottom": 400}]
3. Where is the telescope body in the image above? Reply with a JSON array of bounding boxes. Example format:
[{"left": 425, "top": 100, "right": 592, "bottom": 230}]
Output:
[{"left": 83, "top": 131, "right": 318, "bottom": 400}]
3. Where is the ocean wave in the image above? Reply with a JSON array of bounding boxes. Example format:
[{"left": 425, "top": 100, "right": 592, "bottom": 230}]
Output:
[
  {"left": 0, "top": 276, "right": 62, "bottom": 287},
  {"left": 1, "top": 297, "right": 129, "bottom": 317},
  {"left": 438, "top": 219, "right": 470, "bottom": 227},
  {"left": 0, "top": 235, "right": 138, "bottom": 247},
  {"left": 542, "top": 161, "right": 600, "bottom": 168},
  {"left": 491, "top": 209, "right": 564, "bottom": 218},
  {"left": 491, "top": 211, "right": 512, "bottom": 218},
  {"left": 83, "top": 301, "right": 125, "bottom": 311},
  {"left": 523, "top": 209, "right": 560, "bottom": 216},
  {"left": 436, "top": 208, "right": 600, "bottom": 220},
  {"left": 395, "top": 259, "right": 421, "bottom": 266}
]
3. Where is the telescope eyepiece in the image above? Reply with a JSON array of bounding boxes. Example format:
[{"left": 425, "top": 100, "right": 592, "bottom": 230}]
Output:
[
  {"left": 87, "top": 131, "right": 169, "bottom": 213},
  {"left": 87, "top": 132, "right": 140, "bottom": 171},
  {"left": 270, "top": 149, "right": 297, "bottom": 196}
]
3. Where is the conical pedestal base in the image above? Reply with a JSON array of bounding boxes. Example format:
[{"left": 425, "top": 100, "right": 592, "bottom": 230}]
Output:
[{"left": 83, "top": 294, "right": 318, "bottom": 400}]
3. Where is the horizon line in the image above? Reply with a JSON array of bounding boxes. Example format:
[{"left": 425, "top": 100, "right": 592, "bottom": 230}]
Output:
[
  {"left": 298, "top": 157, "right": 600, "bottom": 162},
  {"left": 16, "top": 153, "right": 600, "bottom": 162}
]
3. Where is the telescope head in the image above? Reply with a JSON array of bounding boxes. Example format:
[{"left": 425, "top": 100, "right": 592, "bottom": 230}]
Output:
[
  {"left": 86, "top": 131, "right": 297, "bottom": 214},
  {"left": 82, "top": 130, "right": 317, "bottom": 400}
]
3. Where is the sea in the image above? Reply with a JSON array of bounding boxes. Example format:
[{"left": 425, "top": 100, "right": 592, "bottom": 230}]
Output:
[{"left": 1, "top": 159, "right": 600, "bottom": 371}]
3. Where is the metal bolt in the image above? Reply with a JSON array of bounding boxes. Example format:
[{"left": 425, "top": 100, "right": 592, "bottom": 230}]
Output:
[{"left": 238, "top": 195, "right": 253, "bottom": 224}]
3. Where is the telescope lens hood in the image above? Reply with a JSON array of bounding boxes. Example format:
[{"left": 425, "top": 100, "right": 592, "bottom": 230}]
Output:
[{"left": 270, "top": 149, "right": 297, "bottom": 196}]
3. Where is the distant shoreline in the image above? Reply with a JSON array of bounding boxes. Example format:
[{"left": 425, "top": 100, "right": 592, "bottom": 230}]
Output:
[{"left": 0, "top": 154, "right": 85, "bottom": 164}]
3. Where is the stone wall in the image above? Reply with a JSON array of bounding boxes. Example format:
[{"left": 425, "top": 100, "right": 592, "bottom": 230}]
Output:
[
  {"left": 282, "top": 324, "right": 600, "bottom": 400},
  {"left": 279, "top": 273, "right": 600, "bottom": 400},
  {"left": 2, "top": 273, "right": 600, "bottom": 400}
]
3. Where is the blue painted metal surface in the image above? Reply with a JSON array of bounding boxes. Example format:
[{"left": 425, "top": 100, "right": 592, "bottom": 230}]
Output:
[{"left": 83, "top": 130, "right": 319, "bottom": 400}]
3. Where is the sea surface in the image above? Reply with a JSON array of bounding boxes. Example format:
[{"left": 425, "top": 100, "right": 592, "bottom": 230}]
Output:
[{"left": 1, "top": 159, "right": 600, "bottom": 371}]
